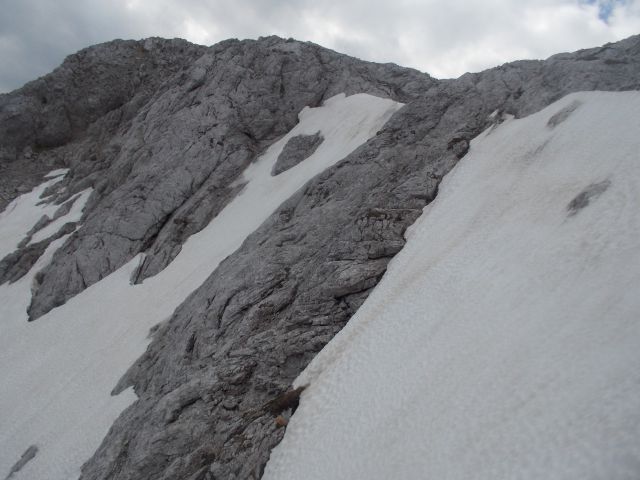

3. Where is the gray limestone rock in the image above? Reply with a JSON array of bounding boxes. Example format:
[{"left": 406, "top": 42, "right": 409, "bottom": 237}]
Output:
[
  {"left": 272, "top": 132, "right": 323, "bottom": 175},
  {"left": 1, "top": 33, "right": 639, "bottom": 480},
  {"left": 2, "top": 36, "right": 434, "bottom": 320},
  {"left": 78, "top": 35, "right": 640, "bottom": 480}
]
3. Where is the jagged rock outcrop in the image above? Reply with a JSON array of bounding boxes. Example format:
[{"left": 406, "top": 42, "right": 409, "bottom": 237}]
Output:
[{"left": 1, "top": 34, "right": 640, "bottom": 480}]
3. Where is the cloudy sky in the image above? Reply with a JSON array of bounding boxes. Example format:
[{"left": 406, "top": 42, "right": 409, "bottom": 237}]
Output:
[{"left": 1, "top": 0, "right": 639, "bottom": 93}]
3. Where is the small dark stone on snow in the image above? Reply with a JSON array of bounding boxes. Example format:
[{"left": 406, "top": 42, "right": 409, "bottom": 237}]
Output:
[{"left": 567, "top": 180, "right": 611, "bottom": 216}]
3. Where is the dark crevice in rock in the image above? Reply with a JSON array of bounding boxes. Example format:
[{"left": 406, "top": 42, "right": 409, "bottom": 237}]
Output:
[{"left": 262, "top": 386, "right": 306, "bottom": 416}]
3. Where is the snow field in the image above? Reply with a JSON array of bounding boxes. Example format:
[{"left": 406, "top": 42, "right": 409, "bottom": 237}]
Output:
[{"left": 264, "top": 91, "right": 640, "bottom": 480}]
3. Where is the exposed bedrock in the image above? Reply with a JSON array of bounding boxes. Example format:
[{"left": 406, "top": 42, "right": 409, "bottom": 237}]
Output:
[
  {"left": 80, "top": 36, "right": 640, "bottom": 480},
  {"left": 1, "top": 36, "right": 434, "bottom": 320},
  {"left": 1, "top": 33, "right": 639, "bottom": 479},
  {"left": 271, "top": 132, "right": 324, "bottom": 175}
]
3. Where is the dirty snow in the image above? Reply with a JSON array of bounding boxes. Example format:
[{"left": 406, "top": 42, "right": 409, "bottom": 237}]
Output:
[
  {"left": 264, "top": 91, "right": 640, "bottom": 480},
  {"left": 0, "top": 93, "right": 402, "bottom": 480}
]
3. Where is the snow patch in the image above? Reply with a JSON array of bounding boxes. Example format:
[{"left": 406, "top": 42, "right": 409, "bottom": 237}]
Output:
[
  {"left": 28, "top": 189, "right": 92, "bottom": 245},
  {"left": 0, "top": 175, "right": 67, "bottom": 260},
  {"left": 44, "top": 168, "right": 69, "bottom": 179}
]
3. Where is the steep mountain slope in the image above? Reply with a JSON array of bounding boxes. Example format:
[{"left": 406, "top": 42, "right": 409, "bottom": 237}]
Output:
[
  {"left": 0, "top": 93, "right": 401, "bottom": 480},
  {"left": 0, "top": 34, "right": 639, "bottom": 480},
  {"left": 264, "top": 90, "right": 640, "bottom": 480}
]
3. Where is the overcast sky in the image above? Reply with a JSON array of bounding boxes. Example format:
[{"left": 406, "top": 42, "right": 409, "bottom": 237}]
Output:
[{"left": 1, "top": 0, "right": 639, "bottom": 93}]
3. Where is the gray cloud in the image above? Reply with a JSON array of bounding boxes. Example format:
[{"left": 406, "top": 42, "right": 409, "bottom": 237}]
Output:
[{"left": 1, "top": 0, "right": 639, "bottom": 93}]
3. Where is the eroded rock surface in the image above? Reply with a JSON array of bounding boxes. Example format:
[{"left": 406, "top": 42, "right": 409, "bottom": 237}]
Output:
[
  {"left": 271, "top": 132, "right": 323, "bottom": 175},
  {"left": 1, "top": 34, "right": 640, "bottom": 480},
  {"left": 1, "top": 36, "right": 434, "bottom": 320}
]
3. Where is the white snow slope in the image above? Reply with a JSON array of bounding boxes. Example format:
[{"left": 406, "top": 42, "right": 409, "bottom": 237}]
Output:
[
  {"left": 264, "top": 91, "right": 640, "bottom": 480},
  {"left": 0, "top": 93, "right": 402, "bottom": 480}
]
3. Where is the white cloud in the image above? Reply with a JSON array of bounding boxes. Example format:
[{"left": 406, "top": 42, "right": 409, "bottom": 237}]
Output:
[{"left": 1, "top": 0, "right": 639, "bottom": 92}]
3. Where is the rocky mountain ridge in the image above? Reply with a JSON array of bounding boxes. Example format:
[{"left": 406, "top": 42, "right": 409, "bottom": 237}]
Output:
[{"left": 1, "top": 34, "right": 640, "bottom": 479}]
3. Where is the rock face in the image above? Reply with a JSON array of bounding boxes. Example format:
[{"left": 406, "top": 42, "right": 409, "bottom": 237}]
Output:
[
  {"left": 271, "top": 132, "right": 323, "bottom": 175},
  {"left": 1, "top": 34, "right": 640, "bottom": 480},
  {"left": 0, "top": 38, "right": 208, "bottom": 212},
  {"left": 0, "top": 36, "right": 433, "bottom": 321}
]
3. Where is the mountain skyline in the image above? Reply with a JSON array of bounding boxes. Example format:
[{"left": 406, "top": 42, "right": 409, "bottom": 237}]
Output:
[{"left": 2, "top": 0, "right": 640, "bottom": 93}]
